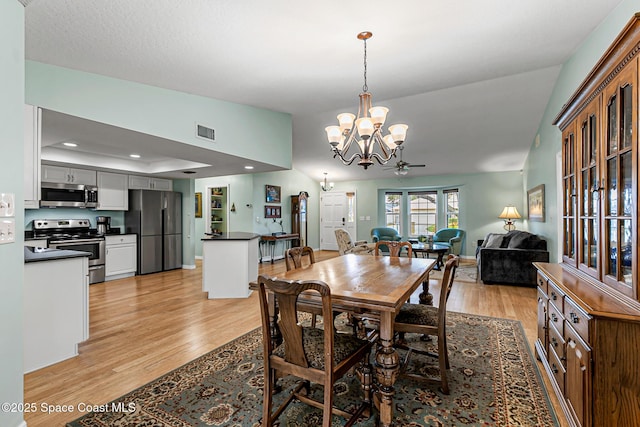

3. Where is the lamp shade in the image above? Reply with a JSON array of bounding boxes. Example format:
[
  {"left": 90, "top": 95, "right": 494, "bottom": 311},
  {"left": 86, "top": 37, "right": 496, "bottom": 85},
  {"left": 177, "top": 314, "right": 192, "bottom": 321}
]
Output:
[{"left": 498, "top": 206, "right": 521, "bottom": 219}]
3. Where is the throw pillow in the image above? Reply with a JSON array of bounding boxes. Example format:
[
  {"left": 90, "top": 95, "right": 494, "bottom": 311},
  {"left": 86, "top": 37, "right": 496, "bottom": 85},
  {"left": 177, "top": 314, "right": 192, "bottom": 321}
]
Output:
[
  {"left": 507, "top": 231, "right": 535, "bottom": 249},
  {"left": 484, "top": 233, "right": 505, "bottom": 248}
]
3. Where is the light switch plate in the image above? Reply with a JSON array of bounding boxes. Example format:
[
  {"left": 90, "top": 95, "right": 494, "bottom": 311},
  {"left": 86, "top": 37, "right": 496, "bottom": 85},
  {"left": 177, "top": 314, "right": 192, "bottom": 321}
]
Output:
[
  {"left": 0, "top": 193, "right": 15, "bottom": 217},
  {"left": 0, "top": 218, "right": 15, "bottom": 244}
]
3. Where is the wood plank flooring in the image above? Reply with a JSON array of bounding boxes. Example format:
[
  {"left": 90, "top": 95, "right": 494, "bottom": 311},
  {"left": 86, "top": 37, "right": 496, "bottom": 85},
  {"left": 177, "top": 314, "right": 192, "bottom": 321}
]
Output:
[{"left": 23, "top": 251, "right": 566, "bottom": 426}]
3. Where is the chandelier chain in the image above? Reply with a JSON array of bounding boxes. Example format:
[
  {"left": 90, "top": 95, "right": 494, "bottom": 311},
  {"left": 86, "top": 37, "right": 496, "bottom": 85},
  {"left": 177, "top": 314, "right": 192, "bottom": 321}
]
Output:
[{"left": 362, "top": 37, "right": 368, "bottom": 93}]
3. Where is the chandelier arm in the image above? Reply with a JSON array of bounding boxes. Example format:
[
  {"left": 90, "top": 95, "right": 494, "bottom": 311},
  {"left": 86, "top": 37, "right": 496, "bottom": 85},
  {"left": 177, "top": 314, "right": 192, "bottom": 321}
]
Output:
[
  {"left": 370, "top": 152, "right": 394, "bottom": 165},
  {"left": 333, "top": 150, "right": 362, "bottom": 166},
  {"left": 372, "top": 132, "right": 392, "bottom": 159}
]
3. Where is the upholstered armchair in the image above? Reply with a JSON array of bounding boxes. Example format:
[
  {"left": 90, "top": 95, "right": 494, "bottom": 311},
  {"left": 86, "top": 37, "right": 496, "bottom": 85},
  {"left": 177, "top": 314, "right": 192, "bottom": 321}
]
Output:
[
  {"left": 433, "top": 228, "right": 466, "bottom": 255},
  {"left": 371, "top": 227, "right": 402, "bottom": 243},
  {"left": 334, "top": 229, "right": 374, "bottom": 255},
  {"left": 371, "top": 227, "right": 403, "bottom": 253}
]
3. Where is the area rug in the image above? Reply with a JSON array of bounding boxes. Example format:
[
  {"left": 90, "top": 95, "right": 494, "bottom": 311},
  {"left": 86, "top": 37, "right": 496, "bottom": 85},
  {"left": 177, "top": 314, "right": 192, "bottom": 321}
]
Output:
[
  {"left": 67, "top": 312, "right": 557, "bottom": 426},
  {"left": 430, "top": 262, "right": 478, "bottom": 283}
]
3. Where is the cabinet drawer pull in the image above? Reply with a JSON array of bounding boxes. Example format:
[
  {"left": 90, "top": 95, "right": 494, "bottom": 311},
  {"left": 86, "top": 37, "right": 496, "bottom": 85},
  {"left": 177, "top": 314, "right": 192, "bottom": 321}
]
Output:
[
  {"left": 551, "top": 313, "right": 558, "bottom": 322},
  {"left": 551, "top": 291, "right": 557, "bottom": 300},
  {"left": 570, "top": 312, "right": 580, "bottom": 323},
  {"left": 551, "top": 337, "right": 558, "bottom": 347},
  {"left": 552, "top": 363, "right": 558, "bottom": 374}
]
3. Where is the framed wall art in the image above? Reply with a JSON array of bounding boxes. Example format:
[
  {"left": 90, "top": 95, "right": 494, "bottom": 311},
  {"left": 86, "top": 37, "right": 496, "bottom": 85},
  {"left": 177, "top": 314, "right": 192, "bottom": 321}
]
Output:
[
  {"left": 195, "top": 192, "right": 202, "bottom": 218},
  {"left": 265, "top": 205, "right": 281, "bottom": 218},
  {"left": 265, "top": 185, "right": 281, "bottom": 203},
  {"left": 527, "top": 184, "right": 545, "bottom": 222}
]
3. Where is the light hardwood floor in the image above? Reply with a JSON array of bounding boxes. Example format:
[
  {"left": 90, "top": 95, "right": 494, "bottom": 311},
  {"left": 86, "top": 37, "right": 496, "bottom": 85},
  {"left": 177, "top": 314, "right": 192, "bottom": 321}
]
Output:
[{"left": 23, "top": 251, "right": 566, "bottom": 426}]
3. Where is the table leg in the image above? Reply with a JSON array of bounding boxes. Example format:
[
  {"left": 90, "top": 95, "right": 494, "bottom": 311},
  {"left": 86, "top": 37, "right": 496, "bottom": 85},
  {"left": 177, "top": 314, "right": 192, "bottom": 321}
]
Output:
[
  {"left": 418, "top": 276, "right": 433, "bottom": 306},
  {"left": 270, "top": 241, "right": 275, "bottom": 264},
  {"left": 436, "top": 252, "right": 445, "bottom": 269},
  {"left": 374, "top": 311, "right": 399, "bottom": 427}
]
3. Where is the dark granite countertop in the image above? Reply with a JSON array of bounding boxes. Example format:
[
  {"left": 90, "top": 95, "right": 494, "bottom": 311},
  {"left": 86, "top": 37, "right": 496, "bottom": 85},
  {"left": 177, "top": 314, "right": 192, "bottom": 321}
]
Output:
[
  {"left": 24, "top": 246, "right": 92, "bottom": 263},
  {"left": 201, "top": 232, "right": 261, "bottom": 241}
]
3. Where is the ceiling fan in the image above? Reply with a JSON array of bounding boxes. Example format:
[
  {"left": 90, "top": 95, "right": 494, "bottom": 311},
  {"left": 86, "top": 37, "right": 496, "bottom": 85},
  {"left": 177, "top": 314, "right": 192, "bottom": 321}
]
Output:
[{"left": 384, "top": 146, "right": 425, "bottom": 175}]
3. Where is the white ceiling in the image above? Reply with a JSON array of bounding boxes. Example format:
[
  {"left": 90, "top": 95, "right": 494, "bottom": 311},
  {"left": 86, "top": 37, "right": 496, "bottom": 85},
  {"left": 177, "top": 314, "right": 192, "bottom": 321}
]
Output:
[{"left": 24, "top": 0, "right": 623, "bottom": 182}]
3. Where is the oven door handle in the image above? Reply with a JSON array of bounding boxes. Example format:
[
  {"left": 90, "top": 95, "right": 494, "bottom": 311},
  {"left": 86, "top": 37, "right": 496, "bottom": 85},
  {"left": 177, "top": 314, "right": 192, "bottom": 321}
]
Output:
[{"left": 50, "top": 238, "right": 104, "bottom": 244}]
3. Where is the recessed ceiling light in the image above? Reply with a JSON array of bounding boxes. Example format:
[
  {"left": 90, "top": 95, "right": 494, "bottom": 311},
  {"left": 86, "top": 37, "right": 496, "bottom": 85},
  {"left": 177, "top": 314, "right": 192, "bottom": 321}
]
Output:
[
  {"left": 129, "top": 154, "right": 141, "bottom": 158},
  {"left": 63, "top": 142, "right": 78, "bottom": 147},
  {"left": 244, "top": 165, "right": 254, "bottom": 170}
]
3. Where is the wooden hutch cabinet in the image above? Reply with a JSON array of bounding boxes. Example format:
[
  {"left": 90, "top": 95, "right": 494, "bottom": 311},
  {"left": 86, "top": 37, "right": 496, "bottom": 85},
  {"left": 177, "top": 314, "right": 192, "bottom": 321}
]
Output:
[{"left": 535, "top": 13, "right": 640, "bottom": 427}]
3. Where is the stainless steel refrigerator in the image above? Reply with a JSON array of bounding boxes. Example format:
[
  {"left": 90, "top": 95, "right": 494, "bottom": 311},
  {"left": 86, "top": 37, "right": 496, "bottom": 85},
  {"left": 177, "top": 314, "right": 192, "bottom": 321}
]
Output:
[{"left": 125, "top": 190, "right": 182, "bottom": 274}]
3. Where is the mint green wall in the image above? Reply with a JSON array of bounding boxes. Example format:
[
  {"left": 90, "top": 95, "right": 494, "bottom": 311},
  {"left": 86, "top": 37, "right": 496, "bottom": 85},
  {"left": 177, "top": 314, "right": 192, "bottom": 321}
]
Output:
[
  {"left": 330, "top": 171, "right": 524, "bottom": 258},
  {"left": 194, "top": 169, "right": 319, "bottom": 257},
  {"left": 25, "top": 61, "right": 292, "bottom": 168},
  {"left": 523, "top": 0, "right": 640, "bottom": 262},
  {"left": 0, "top": 2, "right": 25, "bottom": 426}
]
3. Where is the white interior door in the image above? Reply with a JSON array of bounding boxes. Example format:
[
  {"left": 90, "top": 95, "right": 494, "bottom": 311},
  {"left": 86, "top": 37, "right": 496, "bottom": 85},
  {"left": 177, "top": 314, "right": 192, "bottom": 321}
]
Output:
[{"left": 320, "top": 191, "right": 357, "bottom": 250}]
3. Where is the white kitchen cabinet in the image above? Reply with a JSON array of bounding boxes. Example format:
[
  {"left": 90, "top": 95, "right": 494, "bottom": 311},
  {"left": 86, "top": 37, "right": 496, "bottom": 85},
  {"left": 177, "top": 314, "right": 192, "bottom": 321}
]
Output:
[
  {"left": 24, "top": 105, "right": 42, "bottom": 209},
  {"left": 97, "top": 171, "right": 129, "bottom": 210},
  {"left": 42, "top": 165, "right": 97, "bottom": 186},
  {"left": 24, "top": 255, "right": 89, "bottom": 373},
  {"left": 105, "top": 234, "right": 137, "bottom": 280},
  {"left": 128, "top": 175, "right": 173, "bottom": 191}
]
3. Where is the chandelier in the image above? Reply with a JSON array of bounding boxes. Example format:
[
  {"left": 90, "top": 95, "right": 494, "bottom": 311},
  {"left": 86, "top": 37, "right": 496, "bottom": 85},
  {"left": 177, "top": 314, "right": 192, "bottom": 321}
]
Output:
[
  {"left": 320, "top": 172, "right": 334, "bottom": 191},
  {"left": 325, "top": 32, "right": 408, "bottom": 169}
]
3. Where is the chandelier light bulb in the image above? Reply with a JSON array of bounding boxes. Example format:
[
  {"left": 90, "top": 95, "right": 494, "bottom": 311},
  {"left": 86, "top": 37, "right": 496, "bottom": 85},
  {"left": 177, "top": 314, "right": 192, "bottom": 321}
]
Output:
[
  {"left": 369, "top": 106, "right": 389, "bottom": 126},
  {"left": 337, "top": 113, "right": 356, "bottom": 131},
  {"left": 356, "top": 117, "right": 374, "bottom": 139},
  {"left": 382, "top": 134, "right": 396, "bottom": 150},
  {"left": 389, "top": 124, "right": 408, "bottom": 143},
  {"left": 325, "top": 126, "right": 342, "bottom": 145}
]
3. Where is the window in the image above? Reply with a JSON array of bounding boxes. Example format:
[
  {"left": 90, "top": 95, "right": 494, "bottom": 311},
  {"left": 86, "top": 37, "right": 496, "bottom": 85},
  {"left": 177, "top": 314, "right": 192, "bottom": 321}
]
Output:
[
  {"left": 408, "top": 191, "right": 437, "bottom": 236},
  {"left": 445, "top": 188, "right": 459, "bottom": 228},
  {"left": 384, "top": 192, "right": 402, "bottom": 233},
  {"left": 346, "top": 192, "right": 356, "bottom": 223},
  {"left": 380, "top": 188, "right": 461, "bottom": 237}
]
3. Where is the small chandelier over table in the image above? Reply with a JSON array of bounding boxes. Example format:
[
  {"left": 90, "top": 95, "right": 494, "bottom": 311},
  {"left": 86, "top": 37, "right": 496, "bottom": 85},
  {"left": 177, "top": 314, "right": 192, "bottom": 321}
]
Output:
[{"left": 325, "top": 31, "right": 408, "bottom": 169}]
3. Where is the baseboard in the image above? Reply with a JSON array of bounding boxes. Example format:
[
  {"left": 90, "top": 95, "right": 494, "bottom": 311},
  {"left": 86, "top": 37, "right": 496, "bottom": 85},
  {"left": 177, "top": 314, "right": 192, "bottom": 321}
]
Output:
[
  {"left": 182, "top": 264, "right": 196, "bottom": 270},
  {"left": 195, "top": 255, "right": 203, "bottom": 260}
]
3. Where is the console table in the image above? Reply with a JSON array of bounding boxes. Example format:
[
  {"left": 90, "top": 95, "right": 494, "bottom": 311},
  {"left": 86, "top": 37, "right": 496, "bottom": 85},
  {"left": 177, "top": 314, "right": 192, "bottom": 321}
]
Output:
[{"left": 259, "top": 233, "right": 300, "bottom": 264}]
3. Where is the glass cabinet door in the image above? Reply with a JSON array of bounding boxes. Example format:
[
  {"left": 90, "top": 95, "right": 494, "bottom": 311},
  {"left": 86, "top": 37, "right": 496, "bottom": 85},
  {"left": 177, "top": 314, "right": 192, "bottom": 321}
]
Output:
[
  {"left": 602, "top": 65, "right": 636, "bottom": 297},
  {"left": 562, "top": 125, "right": 577, "bottom": 265},
  {"left": 577, "top": 101, "right": 599, "bottom": 277}
]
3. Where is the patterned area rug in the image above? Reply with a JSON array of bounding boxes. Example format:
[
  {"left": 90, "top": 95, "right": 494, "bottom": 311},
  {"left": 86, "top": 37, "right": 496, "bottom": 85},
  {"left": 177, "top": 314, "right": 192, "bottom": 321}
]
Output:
[
  {"left": 430, "top": 262, "right": 478, "bottom": 283},
  {"left": 67, "top": 312, "right": 557, "bottom": 426}
]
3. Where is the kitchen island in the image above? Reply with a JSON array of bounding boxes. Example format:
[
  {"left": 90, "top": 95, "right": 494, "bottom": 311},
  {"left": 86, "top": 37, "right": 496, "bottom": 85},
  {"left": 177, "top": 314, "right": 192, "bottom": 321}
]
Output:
[
  {"left": 201, "top": 232, "right": 260, "bottom": 299},
  {"left": 24, "top": 247, "right": 90, "bottom": 373}
]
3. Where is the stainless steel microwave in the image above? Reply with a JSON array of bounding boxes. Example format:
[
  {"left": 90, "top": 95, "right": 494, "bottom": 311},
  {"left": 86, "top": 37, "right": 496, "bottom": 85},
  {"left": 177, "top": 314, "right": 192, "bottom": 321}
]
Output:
[{"left": 40, "top": 182, "right": 98, "bottom": 208}]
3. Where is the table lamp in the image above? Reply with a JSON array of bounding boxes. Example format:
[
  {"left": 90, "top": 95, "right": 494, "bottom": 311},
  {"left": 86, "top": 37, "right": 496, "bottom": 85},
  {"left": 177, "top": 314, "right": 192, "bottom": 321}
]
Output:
[{"left": 499, "top": 206, "right": 521, "bottom": 231}]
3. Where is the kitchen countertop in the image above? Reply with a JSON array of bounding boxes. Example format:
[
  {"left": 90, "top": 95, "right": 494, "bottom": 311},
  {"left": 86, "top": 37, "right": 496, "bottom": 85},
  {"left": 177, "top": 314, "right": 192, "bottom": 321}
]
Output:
[
  {"left": 202, "top": 232, "right": 261, "bottom": 241},
  {"left": 24, "top": 246, "right": 92, "bottom": 263}
]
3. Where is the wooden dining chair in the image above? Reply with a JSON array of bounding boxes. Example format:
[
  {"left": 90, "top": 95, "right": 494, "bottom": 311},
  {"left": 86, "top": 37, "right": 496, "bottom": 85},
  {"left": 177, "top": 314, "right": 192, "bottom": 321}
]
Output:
[
  {"left": 284, "top": 246, "right": 315, "bottom": 271},
  {"left": 374, "top": 240, "right": 413, "bottom": 257},
  {"left": 257, "top": 274, "right": 374, "bottom": 427},
  {"left": 394, "top": 255, "right": 459, "bottom": 394},
  {"left": 285, "top": 246, "right": 320, "bottom": 327}
]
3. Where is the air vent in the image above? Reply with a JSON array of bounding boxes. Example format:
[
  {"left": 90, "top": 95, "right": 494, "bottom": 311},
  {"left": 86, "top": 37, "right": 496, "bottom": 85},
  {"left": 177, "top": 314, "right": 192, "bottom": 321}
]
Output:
[{"left": 196, "top": 124, "right": 215, "bottom": 142}]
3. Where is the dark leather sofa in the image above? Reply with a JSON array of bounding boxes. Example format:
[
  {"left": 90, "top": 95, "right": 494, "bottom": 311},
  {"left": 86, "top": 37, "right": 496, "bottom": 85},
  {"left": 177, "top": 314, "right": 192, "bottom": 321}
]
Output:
[{"left": 476, "top": 230, "right": 549, "bottom": 286}]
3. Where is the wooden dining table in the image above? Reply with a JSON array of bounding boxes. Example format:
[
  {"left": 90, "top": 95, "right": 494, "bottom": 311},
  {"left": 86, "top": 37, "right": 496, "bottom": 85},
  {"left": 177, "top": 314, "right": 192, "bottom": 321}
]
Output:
[{"left": 250, "top": 253, "right": 436, "bottom": 427}]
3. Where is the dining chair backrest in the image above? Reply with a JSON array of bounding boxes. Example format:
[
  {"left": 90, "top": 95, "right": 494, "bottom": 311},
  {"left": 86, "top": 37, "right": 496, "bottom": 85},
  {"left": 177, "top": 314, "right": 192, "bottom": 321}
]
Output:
[
  {"left": 257, "top": 274, "right": 374, "bottom": 426},
  {"left": 375, "top": 240, "right": 413, "bottom": 257},
  {"left": 285, "top": 246, "right": 316, "bottom": 271}
]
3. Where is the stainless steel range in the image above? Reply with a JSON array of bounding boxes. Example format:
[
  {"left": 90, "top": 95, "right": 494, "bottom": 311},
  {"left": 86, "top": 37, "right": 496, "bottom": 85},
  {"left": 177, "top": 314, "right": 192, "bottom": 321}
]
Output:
[{"left": 33, "top": 219, "right": 106, "bottom": 284}]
